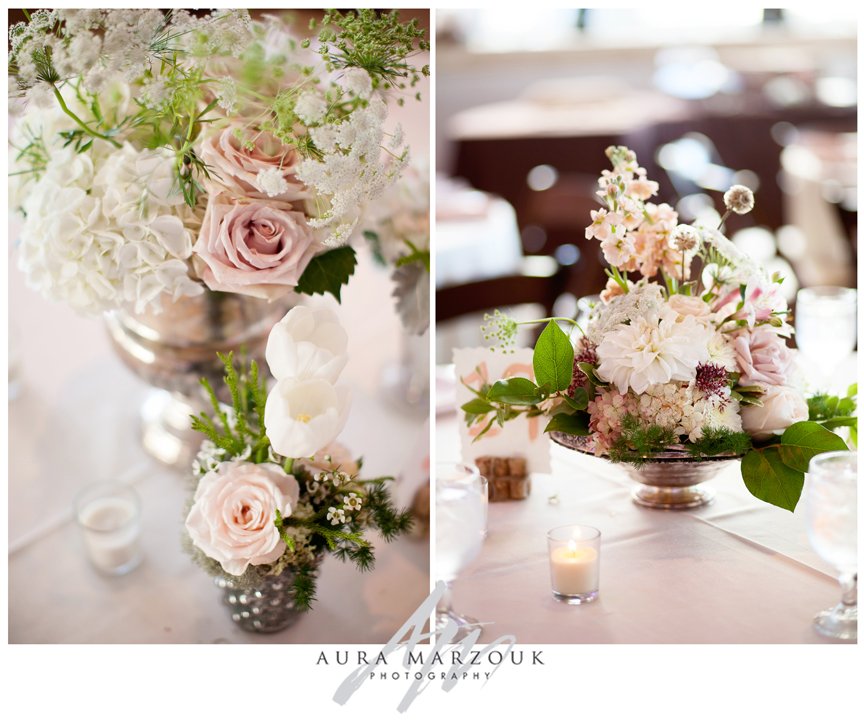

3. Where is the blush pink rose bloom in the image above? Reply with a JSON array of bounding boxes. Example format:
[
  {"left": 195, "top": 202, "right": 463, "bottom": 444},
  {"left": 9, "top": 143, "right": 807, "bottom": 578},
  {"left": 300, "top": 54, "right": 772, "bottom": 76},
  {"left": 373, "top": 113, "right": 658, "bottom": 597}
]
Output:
[
  {"left": 733, "top": 329, "right": 794, "bottom": 386},
  {"left": 193, "top": 196, "right": 318, "bottom": 299},
  {"left": 185, "top": 461, "right": 300, "bottom": 576},
  {"left": 740, "top": 385, "right": 808, "bottom": 440},
  {"left": 198, "top": 126, "right": 307, "bottom": 202},
  {"left": 667, "top": 294, "right": 712, "bottom": 321}
]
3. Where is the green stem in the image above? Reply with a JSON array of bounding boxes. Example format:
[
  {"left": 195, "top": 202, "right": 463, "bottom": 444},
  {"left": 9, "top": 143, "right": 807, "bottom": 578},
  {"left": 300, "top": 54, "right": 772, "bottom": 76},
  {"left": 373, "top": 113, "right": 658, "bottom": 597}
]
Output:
[
  {"left": 51, "top": 86, "right": 122, "bottom": 148},
  {"left": 22, "top": 9, "right": 32, "bottom": 21},
  {"left": 516, "top": 316, "right": 585, "bottom": 336},
  {"left": 717, "top": 209, "right": 731, "bottom": 228}
]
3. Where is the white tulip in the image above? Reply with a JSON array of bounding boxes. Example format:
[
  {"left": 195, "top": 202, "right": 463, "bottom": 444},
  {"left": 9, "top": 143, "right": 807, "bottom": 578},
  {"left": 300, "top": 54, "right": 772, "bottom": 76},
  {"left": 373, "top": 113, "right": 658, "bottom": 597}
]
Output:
[
  {"left": 265, "top": 378, "right": 351, "bottom": 458},
  {"left": 266, "top": 306, "right": 348, "bottom": 383}
]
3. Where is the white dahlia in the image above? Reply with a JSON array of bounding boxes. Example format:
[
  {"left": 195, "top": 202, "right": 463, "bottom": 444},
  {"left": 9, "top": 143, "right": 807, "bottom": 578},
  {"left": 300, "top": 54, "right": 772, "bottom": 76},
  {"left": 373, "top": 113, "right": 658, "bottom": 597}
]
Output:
[{"left": 595, "top": 308, "right": 714, "bottom": 394}]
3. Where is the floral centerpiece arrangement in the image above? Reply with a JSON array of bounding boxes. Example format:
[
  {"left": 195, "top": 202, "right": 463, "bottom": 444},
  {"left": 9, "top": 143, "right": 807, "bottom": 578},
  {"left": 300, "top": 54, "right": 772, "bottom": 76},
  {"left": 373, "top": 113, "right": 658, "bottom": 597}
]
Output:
[
  {"left": 464, "top": 146, "right": 856, "bottom": 511},
  {"left": 9, "top": 8, "right": 429, "bottom": 312},
  {"left": 184, "top": 305, "right": 412, "bottom": 628}
]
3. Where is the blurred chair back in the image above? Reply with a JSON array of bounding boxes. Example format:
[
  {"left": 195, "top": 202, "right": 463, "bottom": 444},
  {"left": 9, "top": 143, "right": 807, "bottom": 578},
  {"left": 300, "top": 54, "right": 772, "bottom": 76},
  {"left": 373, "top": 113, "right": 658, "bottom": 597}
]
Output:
[{"left": 436, "top": 258, "right": 567, "bottom": 323}]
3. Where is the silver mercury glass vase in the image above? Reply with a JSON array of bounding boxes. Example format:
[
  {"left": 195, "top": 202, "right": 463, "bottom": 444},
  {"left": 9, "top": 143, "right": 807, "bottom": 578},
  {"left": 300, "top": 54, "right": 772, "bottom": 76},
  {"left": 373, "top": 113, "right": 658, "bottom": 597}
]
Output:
[
  {"left": 215, "top": 565, "right": 317, "bottom": 633},
  {"left": 105, "top": 290, "right": 292, "bottom": 468}
]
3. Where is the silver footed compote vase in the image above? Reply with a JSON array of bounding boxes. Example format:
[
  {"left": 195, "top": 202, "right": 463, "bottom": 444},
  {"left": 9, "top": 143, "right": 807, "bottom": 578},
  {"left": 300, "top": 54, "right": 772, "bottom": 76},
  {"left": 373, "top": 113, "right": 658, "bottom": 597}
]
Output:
[
  {"left": 550, "top": 433, "right": 741, "bottom": 509},
  {"left": 105, "top": 289, "right": 292, "bottom": 468}
]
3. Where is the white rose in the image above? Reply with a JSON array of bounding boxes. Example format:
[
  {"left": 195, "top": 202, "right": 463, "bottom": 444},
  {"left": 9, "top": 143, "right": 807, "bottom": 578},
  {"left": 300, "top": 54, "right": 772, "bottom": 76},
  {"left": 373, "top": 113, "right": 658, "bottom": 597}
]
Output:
[
  {"left": 185, "top": 461, "right": 300, "bottom": 576},
  {"left": 741, "top": 385, "right": 808, "bottom": 441},
  {"left": 265, "top": 378, "right": 351, "bottom": 458},
  {"left": 265, "top": 306, "right": 348, "bottom": 383}
]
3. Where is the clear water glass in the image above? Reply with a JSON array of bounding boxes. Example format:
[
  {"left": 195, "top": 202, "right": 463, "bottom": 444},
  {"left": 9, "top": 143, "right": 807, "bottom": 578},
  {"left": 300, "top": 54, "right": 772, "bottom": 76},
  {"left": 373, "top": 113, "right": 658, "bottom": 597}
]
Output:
[
  {"left": 436, "top": 462, "right": 487, "bottom": 639},
  {"left": 803, "top": 451, "right": 857, "bottom": 640},
  {"left": 795, "top": 286, "right": 857, "bottom": 388}
]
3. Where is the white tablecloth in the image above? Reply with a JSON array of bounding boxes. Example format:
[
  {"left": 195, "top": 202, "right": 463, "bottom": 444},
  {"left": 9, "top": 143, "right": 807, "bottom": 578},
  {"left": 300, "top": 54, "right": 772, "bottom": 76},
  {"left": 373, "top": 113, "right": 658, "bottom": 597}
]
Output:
[
  {"left": 436, "top": 388, "right": 851, "bottom": 644},
  {"left": 7, "top": 252, "right": 430, "bottom": 644}
]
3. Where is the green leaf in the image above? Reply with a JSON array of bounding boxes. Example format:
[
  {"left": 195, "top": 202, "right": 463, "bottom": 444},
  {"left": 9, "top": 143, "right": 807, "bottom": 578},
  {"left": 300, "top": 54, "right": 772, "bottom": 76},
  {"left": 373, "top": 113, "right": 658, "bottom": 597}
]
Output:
[
  {"left": 741, "top": 448, "right": 804, "bottom": 512},
  {"left": 544, "top": 412, "right": 589, "bottom": 436},
  {"left": 533, "top": 321, "right": 575, "bottom": 393},
  {"left": 487, "top": 377, "right": 543, "bottom": 405},
  {"left": 461, "top": 398, "right": 494, "bottom": 415},
  {"left": 777, "top": 421, "right": 848, "bottom": 473},
  {"left": 294, "top": 246, "right": 357, "bottom": 302},
  {"left": 577, "top": 362, "right": 608, "bottom": 388},
  {"left": 563, "top": 386, "right": 588, "bottom": 411}
]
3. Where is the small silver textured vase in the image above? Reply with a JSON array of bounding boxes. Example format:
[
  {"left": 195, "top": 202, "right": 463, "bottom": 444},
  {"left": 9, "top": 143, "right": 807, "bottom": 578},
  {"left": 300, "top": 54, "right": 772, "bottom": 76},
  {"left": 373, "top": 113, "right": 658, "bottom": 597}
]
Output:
[{"left": 215, "top": 568, "right": 310, "bottom": 633}]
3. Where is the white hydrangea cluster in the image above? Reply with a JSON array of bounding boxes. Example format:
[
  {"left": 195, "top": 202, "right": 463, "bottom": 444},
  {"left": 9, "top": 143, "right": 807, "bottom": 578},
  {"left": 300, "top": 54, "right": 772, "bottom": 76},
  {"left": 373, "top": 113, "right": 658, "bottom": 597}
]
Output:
[
  {"left": 297, "top": 94, "right": 409, "bottom": 247},
  {"left": 589, "top": 382, "right": 743, "bottom": 453},
  {"left": 635, "top": 383, "right": 742, "bottom": 442},
  {"left": 14, "top": 108, "right": 203, "bottom": 315}
]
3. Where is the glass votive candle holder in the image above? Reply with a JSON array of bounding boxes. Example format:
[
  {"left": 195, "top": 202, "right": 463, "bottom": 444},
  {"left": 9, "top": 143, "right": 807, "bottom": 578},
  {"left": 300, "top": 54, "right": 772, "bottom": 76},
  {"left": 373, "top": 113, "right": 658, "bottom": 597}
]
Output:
[
  {"left": 75, "top": 482, "right": 143, "bottom": 575},
  {"left": 547, "top": 525, "right": 600, "bottom": 604}
]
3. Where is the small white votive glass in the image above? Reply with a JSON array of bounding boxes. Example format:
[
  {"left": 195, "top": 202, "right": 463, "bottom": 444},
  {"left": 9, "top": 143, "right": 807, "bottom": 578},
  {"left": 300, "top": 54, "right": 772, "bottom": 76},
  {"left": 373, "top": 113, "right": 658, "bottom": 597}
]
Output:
[
  {"left": 547, "top": 525, "right": 600, "bottom": 604},
  {"left": 75, "top": 483, "right": 143, "bottom": 575}
]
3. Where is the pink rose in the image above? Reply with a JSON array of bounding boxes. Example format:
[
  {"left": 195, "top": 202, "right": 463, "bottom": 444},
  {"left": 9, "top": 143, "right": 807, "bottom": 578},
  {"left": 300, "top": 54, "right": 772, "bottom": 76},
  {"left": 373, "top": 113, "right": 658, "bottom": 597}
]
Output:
[
  {"left": 193, "top": 196, "right": 318, "bottom": 299},
  {"left": 185, "top": 461, "right": 300, "bottom": 576},
  {"left": 667, "top": 294, "right": 712, "bottom": 321},
  {"left": 733, "top": 329, "right": 793, "bottom": 386},
  {"left": 198, "top": 126, "right": 307, "bottom": 202},
  {"left": 741, "top": 385, "right": 808, "bottom": 440}
]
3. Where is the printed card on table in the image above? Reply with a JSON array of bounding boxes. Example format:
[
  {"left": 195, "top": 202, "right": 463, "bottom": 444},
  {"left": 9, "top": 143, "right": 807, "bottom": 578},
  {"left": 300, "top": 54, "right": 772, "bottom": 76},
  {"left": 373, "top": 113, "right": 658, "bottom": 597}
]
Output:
[{"left": 453, "top": 347, "right": 551, "bottom": 473}]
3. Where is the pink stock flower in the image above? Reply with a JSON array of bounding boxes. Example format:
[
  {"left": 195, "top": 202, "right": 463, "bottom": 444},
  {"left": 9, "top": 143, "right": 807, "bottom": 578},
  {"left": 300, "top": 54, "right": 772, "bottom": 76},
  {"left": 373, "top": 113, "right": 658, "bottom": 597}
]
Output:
[{"left": 585, "top": 208, "right": 625, "bottom": 242}]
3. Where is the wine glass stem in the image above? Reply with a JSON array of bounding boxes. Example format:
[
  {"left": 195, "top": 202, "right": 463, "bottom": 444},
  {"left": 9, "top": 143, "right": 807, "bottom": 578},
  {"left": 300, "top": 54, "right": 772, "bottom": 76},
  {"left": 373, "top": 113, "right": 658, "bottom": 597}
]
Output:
[
  {"left": 438, "top": 581, "right": 454, "bottom": 616},
  {"left": 839, "top": 572, "right": 857, "bottom": 607}
]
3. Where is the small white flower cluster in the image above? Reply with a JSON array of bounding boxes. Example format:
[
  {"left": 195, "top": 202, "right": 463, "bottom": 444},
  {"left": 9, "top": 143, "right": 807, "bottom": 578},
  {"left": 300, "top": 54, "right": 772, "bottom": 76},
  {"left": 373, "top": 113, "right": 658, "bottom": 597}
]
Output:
[
  {"left": 294, "top": 91, "right": 328, "bottom": 125},
  {"left": 254, "top": 167, "right": 290, "bottom": 198},
  {"left": 10, "top": 10, "right": 253, "bottom": 98},
  {"left": 297, "top": 94, "right": 409, "bottom": 247},
  {"left": 326, "top": 491, "right": 363, "bottom": 526},
  {"left": 192, "top": 440, "right": 229, "bottom": 476}
]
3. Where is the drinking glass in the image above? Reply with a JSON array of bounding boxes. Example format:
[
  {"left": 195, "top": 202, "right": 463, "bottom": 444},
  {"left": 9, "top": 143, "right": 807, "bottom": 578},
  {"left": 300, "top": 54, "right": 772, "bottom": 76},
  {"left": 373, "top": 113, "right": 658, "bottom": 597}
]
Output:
[
  {"left": 803, "top": 451, "right": 857, "bottom": 640},
  {"left": 436, "top": 462, "right": 487, "bottom": 640},
  {"left": 795, "top": 286, "right": 857, "bottom": 389}
]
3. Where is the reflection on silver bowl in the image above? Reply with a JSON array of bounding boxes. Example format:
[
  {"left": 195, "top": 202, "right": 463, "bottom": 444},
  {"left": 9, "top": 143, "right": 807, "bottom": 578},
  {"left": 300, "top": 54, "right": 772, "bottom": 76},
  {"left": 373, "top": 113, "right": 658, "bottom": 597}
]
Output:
[{"left": 550, "top": 432, "right": 741, "bottom": 510}]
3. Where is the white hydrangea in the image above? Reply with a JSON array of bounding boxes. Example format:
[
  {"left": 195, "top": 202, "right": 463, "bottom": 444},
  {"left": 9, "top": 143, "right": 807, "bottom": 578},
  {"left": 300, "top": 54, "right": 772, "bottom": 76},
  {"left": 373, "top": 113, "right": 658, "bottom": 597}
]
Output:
[
  {"left": 14, "top": 113, "right": 203, "bottom": 315},
  {"left": 636, "top": 383, "right": 742, "bottom": 442}
]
